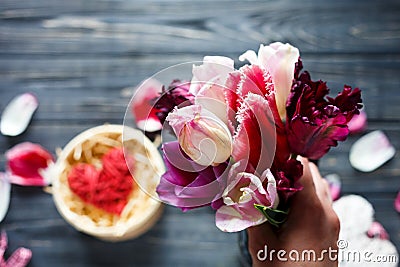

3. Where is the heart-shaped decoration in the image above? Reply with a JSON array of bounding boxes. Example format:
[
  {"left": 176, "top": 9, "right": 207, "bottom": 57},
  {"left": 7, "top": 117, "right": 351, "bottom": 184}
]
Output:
[{"left": 67, "top": 147, "right": 135, "bottom": 215}]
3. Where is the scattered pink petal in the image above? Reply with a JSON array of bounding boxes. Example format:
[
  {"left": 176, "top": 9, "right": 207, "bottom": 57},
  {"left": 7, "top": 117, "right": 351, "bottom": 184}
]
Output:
[
  {"left": 395, "top": 191, "right": 400, "bottom": 213},
  {"left": 131, "top": 78, "right": 163, "bottom": 132},
  {"left": 0, "top": 173, "right": 11, "bottom": 223},
  {"left": 0, "top": 93, "right": 38, "bottom": 136},
  {"left": 5, "top": 142, "right": 54, "bottom": 186},
  {"left": 0, "top": 232, "right": 32, "bottom": 267},
  {"left": 1, "top": 231, "right": 7, "bottom": 264},
  {"left": 367, "top": 221, "right": 389, "bottom": 240},
  {"left": 349, "top": 130, "right": 395, "bottom": 172},
  {"left": 348, "top": 109, "right": 367, "bottom": 134},
  {"left": 5, "top": 247, "right": 32, "bottom": 267},
  {"left": 325, "top": 173, "right": 341, "bottom": 201}
]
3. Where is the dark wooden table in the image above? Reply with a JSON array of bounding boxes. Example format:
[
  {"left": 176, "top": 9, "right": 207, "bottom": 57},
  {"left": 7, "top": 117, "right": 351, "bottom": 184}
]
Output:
[{"left": 0, "top": 0, "right": 399, "bottom": 266}]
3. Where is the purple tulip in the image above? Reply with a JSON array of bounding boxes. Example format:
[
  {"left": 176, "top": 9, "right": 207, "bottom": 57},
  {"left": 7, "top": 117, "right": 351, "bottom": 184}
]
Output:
[
  {"left": 286, "top": 67, "right": 362, "bottom": 160},
  {"left": 156, "top": 141, "right": 229, "bottom": 211}
]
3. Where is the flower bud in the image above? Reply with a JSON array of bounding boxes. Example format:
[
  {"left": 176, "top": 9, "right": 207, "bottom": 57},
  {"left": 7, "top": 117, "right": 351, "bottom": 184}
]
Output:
[{"left": 167, "top": 105, "right": 232, "bottom": 166}]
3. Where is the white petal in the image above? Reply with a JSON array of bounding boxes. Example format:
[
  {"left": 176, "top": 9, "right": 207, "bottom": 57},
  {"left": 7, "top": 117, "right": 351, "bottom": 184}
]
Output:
[
  {"left": 238, "top": 50, "right": 258, "bottom": 65},
  {"left": 349, "top": 130, "right": 395, "bottom": 172},
  {"left": 1, "top": 93, "right": 38, "bottom": 136},
  {"left": 333, "top": 195, "right": 374, "bottom": 238},
  {"left": 0, "top": 173, "right": 11, "bottom": 223}
]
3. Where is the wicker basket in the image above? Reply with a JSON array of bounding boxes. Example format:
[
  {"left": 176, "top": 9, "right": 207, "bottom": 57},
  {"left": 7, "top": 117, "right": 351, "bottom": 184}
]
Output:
[{"left": 52, "top": 124, "right": 164, "bottom": 241}]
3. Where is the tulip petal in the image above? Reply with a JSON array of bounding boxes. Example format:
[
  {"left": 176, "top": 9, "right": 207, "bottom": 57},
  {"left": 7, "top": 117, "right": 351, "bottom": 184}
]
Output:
[
  {"left": 287, "top": 115, "right": 349, "bottom": 160},
  {"left": 224, "top": 71, "right": 242, "bottom": 128},
  {"left": 6, "top": 142, "right": 54, "bottom": 186},
  {"left": 0, "top": 174, "right": 11, "bottom": 223},
  {"left": 189, "top": 56, "right": 234, "bottom": 96},
  {"left": 152, "top": 79, "right": 194, "bottom": 126},
  {"left": 237, "top": 65, "right": 269, "bottom": 98},
  {"left": 216, "top": 205, "right": 266, "bottom": 232},
  {"left": 156, "top": 141, "right": 228, "bottom": 211},
  {"left": 216, "top": 162, "right": 277, "bottom": 232},
  {"left": 349, "top": 130, "right": 395, "bottom": 172},
  {"left": 233, "top": 93, "right": 276, "bottom": 172},
  {"left": 238, "top": 50, "right": 258, "bottom": 65},
  {"left": 195, "top": 82, "right": 229, "bottom": 126},
  {"left": 131, "top": 78, "right": 163, "bottom": 132},
  {"left": 258, "top": 42, "right": 299, "bottom": 119},
  {"left": 395, "top": 191, "right": 400, "bottom": 213},
  {"left": 0, "top": 93, "right": 38, "bottom": 136},
  {"left": 286, "top": 71, "right": 362, "bottom": 160}
]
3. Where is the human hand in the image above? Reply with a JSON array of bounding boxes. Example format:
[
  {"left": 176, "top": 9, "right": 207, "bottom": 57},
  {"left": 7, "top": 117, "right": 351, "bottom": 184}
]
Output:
[{"left": 247, "top": 158, "right": 340, "bottom": 267}]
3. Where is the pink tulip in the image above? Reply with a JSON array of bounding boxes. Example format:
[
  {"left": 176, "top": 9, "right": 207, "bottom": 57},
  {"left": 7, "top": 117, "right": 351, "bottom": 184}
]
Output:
[
  {"left": 239, "top": 42, "right": 299, "bottom": 119},
  {"left": 167, "top": 105, "right": 232, "bottom": 166},
  {"left": 232, "top": 93, "right": 276, "bottom": 173},
  {"left": 5, "top": 142, "right": 54, "bottom": 186},
  {"left": 156, "top": 141, "right": 229, "bottom": 211},
  {"left": 216, "top": 161, "right": 278, "bottom": 232},
  {"left": 189, "top": 56, "right": 235, "bottom": 127}
]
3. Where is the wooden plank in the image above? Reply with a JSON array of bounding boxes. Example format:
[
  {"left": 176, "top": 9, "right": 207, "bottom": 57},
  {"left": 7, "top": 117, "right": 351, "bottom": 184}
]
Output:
[{"left": 0, "top": 0, "right": 399, "bottom": 55}]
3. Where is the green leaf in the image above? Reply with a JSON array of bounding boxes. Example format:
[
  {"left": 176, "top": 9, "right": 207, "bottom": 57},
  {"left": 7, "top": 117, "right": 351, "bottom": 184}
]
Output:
[{"left": 254, "top": 204, "right": 289, "bottom": 227}]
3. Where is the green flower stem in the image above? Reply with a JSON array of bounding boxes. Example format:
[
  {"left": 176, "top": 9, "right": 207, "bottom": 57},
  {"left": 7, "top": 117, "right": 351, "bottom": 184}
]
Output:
[{"left": 254, "top": 204, "right": 289, "bottom": 228}]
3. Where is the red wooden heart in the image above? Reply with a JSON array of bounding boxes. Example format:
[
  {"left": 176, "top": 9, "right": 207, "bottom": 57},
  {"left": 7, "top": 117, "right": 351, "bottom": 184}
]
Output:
[{"left": 67, "top": 147, "right": 135, "bottom": 215}]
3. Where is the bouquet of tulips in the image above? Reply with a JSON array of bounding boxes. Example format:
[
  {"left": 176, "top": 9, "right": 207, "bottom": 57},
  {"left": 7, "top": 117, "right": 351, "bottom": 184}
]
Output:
[{"left": 133, "top": 42, "right": 362, "bottom": 232}]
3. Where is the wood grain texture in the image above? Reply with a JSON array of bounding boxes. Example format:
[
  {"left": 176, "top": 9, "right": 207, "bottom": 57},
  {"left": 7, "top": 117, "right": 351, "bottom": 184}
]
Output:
[{"left": 0, "top": 0, "right": 399, "bottom": 266}]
